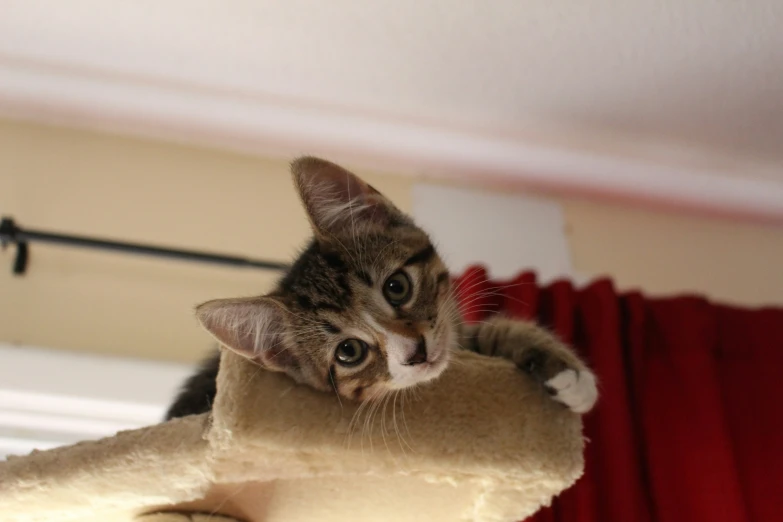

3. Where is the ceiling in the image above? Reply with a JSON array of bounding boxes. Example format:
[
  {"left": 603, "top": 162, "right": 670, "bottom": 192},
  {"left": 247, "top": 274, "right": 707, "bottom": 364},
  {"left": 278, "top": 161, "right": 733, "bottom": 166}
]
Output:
[{"left": 2, "top": 1, "right": 783, "bottom": 221}]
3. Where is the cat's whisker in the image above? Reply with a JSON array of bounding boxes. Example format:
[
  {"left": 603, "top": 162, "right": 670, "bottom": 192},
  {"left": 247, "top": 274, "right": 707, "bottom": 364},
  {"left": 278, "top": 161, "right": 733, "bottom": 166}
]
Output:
[
  {"left": 362, "top": 393, "right": 378, "bottom": 455},
  {"left": 360, "top": 397, "right": 374, "bottom": 455},
  {"left": 360, "top": 387, "right": 384, "bottom": 455},
  {"left": 345, "top": 394, "right": 366, "bottom": 450},
  {"left": 455, "top": 296, "right": 493, "bottom": 311},
  {"left": 450, "top": 283, "right": 528, "bottom": 306},
  {"left": 451, "top": 275, "right": 492, "bottom": 297},
  {"left": 456, "top": 303, "right": 496, "bottom": 316},
  {"left": 461, "top": 289, "right": 532, "bottom": 308},
  {"left": 369, "top": 390, "right": 389, "bottom": 455},
  {"left": 455, "top": 291, "right": 502, "bottom": 307},
  {"left": 452, "top": 279, "right": 488, "bottom": 299},
  {"left": 348, "top": 393, "right": 368, "bottom": 453},
  {"left": 449, "top": 308, "right": 497, "bottom": 323},
  {"left": 452, "top": 278, "right": 533, "bottom": 299},
  {"left": 413, "top": 385, "right": 423, "bottom": 403},
  {"left": 456, "top": 299, "right": 502, "bottom": 313},
  {"left": 371, "top": 389, "right": 392, "bottom": 456},
  {"left": 329, "top": 369, "right": 343, "bottom": 412},
  {"left": 391, "top": 390, "right": 402, "bottom": 455},
  {"left": 392, "top": 390, "right": 415, "bottom": 459},
  {"left": 399, "top": 389, "right": 415, "bottom": 448},
  {"left": 346, "top": 391, "right": 375, "bottom": 451},
  {"left": 452, "top": 288, "right": 535, "bottom": 316},
  {"left": 380, "top": 392, "right": 393, "bottom": 458},
  {"left": 477, "top": 280, "right": 535, "bottom": 291}
]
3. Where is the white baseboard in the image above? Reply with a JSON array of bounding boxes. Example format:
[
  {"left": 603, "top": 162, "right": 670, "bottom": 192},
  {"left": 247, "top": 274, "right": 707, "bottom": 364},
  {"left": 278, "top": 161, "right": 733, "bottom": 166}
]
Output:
[{"left": 0, "top": 343, "right": 193, "bottom": 458}]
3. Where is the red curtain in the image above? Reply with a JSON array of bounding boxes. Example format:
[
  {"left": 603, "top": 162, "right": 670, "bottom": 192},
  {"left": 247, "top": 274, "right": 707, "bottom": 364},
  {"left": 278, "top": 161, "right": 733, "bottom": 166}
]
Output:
[{"left": 453, "top": 266, "right": 783, "bottom": 522}]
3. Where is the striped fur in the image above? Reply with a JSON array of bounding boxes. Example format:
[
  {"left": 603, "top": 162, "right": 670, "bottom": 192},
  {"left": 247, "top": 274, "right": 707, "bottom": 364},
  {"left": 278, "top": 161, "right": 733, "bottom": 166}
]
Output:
[{"left": 166, "top": 157, "right": 597, "bottom": 419}]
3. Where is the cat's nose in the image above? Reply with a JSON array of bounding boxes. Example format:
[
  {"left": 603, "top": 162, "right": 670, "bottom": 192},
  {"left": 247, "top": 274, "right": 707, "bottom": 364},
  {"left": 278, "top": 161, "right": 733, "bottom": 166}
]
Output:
[{"left": 406, "top": 336, "right": 428, "bottom": 365}]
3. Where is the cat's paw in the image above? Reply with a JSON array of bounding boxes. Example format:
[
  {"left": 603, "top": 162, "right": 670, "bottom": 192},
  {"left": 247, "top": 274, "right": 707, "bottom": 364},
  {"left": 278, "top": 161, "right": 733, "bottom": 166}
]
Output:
[{"left": 545, "top": 368, "right": 598, "bottom": 414}]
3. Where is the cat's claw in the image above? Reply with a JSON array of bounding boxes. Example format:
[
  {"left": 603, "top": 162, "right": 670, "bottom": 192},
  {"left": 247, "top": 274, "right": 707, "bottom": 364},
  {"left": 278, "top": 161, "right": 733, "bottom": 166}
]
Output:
[{"left": 546, "top": 368, "right": 598, "bottom": 414}]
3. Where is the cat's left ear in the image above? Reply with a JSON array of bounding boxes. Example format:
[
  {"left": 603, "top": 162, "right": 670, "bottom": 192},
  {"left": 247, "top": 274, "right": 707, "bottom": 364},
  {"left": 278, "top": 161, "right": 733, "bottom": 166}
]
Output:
[
  {"left": 290, "top": 156, "right": 407, "bottom": 237},
  {"left": 194, "top": 296, "right": 298, "bottom": 373}
]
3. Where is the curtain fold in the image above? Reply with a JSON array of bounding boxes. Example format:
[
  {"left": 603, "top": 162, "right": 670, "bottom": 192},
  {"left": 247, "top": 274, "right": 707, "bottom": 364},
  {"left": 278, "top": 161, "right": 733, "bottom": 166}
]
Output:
[{"left": 452, "top": 267, "right": 783, "bottom": 522}]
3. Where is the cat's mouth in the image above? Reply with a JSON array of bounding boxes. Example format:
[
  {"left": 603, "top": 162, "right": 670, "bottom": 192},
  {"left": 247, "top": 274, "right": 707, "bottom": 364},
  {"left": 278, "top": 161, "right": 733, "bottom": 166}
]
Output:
[{"left": 388, "top": 333, "right": 451, "bottom": 390}]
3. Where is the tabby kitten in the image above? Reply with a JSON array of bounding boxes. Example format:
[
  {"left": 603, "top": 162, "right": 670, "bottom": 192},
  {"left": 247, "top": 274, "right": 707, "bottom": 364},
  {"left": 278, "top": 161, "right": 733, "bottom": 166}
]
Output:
[{"left": 165, "top": 157, "right": 597, "bottom": 420}]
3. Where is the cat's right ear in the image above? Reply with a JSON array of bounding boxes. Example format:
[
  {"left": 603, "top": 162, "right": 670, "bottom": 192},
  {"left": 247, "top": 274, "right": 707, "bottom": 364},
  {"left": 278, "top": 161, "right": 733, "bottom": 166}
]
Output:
[
  {"left": 290, "top": 156, "right": 406, "bottom": 238},
  {"left": 195, "top": 296, "right": 297, "bottom": 372}
]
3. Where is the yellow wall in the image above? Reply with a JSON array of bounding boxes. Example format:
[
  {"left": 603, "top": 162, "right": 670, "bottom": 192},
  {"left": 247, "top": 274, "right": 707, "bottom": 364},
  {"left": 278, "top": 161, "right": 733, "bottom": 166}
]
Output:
[
  {"left": 564, "top": 200, "right": 783, "bottom": 307},
  {"left": 0, "top": 120, "right": 412, "bottom": 362},
  {"left": 2, "top": 119, "right": 782, "bottom": 363}
]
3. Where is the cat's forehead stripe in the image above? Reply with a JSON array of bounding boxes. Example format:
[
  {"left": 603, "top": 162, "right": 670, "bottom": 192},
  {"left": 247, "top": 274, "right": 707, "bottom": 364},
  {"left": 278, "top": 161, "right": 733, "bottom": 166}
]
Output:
[
  {"left": 294, "top": 293, "right": 346, "bottom": 313},
  {"left": 356, "top": 270, "right": 373, "bottom": 286},
  {"left": 281, "top": 241, "right": 359, "bottom": 313},
  {"left": 321, "top": 321, "right": 341, "bottom": 334},
  {"left": 403, "top": 243, "right": 435, "bottom": 266}
]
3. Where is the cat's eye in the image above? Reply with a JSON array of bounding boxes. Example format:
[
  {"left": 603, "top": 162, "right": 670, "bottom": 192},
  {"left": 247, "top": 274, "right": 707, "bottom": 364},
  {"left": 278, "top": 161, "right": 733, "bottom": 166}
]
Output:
[
  {"left": 382, "top": 271, "right": 412, "bottom": 306},
  {"left": 335, "top": 339, "right": 368, "bottom": 367}
]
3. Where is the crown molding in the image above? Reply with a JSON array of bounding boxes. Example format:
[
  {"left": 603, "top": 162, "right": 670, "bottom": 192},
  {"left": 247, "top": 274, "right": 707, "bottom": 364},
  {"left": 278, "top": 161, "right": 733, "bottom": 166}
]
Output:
[{"left": 2, "top": 56, "right": 783, "bottom": 224}]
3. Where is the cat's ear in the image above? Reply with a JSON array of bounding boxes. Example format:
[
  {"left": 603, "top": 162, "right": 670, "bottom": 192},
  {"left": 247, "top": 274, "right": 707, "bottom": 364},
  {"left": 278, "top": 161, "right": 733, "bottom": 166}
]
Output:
[
  {"left": 195, "top": 296, "right": 297, "bottom": 372},
  {"left": 291, "top": 156, "right": 405, "bottom": 237}
]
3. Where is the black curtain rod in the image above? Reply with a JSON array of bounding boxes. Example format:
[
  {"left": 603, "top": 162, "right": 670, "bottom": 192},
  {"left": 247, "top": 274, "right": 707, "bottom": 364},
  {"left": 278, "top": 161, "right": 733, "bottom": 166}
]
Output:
[{"left": 0, "top": 217, "right": 290, "bottom": 276}]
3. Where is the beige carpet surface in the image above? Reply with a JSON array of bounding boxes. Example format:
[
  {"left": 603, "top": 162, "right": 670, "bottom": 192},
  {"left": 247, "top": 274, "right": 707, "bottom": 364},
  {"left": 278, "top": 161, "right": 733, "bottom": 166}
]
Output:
[{"left": 0, "top": 350, "right": 585, "bottom": 522}]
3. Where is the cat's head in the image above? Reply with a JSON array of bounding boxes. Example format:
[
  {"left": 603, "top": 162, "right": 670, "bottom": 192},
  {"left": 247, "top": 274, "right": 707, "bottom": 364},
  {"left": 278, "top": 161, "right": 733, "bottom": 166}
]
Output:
[{"left": 195, "top": 157, "right": 459, "bottom": 401}]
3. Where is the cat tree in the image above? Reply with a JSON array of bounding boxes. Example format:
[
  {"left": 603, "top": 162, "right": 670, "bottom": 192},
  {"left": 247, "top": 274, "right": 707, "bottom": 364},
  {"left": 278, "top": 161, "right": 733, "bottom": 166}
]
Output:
[{"left": 0, "top": 350, "right": 585, "bottom": 522}]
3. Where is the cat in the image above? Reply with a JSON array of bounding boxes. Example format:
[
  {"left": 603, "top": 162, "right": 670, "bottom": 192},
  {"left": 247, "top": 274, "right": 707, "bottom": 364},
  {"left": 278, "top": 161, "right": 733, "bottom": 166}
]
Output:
[{"left": 165, "top": 157, "right": 598, "bottom": 420}]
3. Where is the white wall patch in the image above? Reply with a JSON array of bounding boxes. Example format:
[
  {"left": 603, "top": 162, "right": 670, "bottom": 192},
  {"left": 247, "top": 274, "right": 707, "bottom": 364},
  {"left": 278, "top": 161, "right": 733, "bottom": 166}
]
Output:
[{"left": 412, "top": 183, "right": 574, "bottom": 282}]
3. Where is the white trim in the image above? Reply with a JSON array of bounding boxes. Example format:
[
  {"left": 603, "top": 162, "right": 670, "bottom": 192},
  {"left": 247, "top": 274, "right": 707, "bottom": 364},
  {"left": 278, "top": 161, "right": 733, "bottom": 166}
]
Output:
[
  {"left": 0, "top": 436, "right": 61, "bottom": 455},
  {"left": 0, "top": 390, "right": 162, "bottom": 423},
  {"left": 0, "top": 343, "right": 192, "bottom": 405},
  {"left": 2, "top": 57, "right": 783, "bottom": 223},
  {"left": 0, "top": 410, "right": 138, "bottom": 438},
  {"left": 0, "top": 342, "right": 193, "bottom": 459}
]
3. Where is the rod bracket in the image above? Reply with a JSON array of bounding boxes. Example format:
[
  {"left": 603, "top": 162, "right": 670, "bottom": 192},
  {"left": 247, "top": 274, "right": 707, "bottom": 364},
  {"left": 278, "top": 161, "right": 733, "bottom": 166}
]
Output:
[{"left": 0, "top": 217, "right": 29, "bottom": 276}]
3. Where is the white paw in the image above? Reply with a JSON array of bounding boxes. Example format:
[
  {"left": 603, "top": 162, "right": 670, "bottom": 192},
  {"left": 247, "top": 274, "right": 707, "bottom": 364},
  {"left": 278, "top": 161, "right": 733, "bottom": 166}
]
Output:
[{"left": 546, "top": 368, "right": 598, "bottom": 414}]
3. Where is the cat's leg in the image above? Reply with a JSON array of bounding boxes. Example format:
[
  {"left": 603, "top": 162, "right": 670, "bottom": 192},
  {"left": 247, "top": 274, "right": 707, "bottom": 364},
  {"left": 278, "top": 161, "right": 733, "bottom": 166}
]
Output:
[{"left": 458, "top": 317, "right": 598, "bottom": 413}]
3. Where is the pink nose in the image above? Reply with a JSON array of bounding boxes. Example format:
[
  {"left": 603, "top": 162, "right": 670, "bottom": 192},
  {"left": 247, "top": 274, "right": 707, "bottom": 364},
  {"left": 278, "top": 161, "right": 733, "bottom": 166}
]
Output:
[{"left": 406, "top": 337, "right": 428, "bottom": 365}]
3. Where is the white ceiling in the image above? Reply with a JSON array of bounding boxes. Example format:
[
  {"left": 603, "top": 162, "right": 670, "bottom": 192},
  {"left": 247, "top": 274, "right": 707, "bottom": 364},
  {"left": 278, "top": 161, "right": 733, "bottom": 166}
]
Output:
[{"left": 2, "top": 1, "right": 783, "bottom": 221}]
